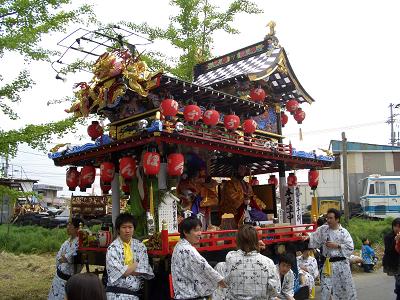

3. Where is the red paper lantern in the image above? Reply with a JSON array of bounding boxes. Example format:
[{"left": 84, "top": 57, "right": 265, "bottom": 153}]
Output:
[
  {"left": 100, "top": 180, "right": 111, "bottom": 194},
  {"left": 160, "top": 98, "right": 179, "bottom": 117},
  {"left": 202, "top": 109, "right": 220, "bottom": 126},
  {"left": 183, "top": 104, "right": 201, "bottom": 122},
  {"left": 121, "top": 179, "right": 131, "bottom": 195},
  {"left": 294, "top": 108, "right": 306, "bottom": 124},
  {"left": 268, "top": 174, "right": 278, "bottom": 186},
  {"left": 281, "top": 112, "right": 289, "bottom": 127},
  {"left": 80, "top": 165, "right": 96, "bottom": 188},
  {"left": 242, "top": 119, "right": 257, "bottom": 134},
  {"left": 100, "top": 162, "right": 115, "bottom": 183},
  {"left": 224, "top": 114, "right": 240, "bottom": 130},
  {"left": 78, "top": 172, "right": 87, "bottom": 192},
  {"left": 167, "top": 153, "right": 184, "bottom": 176},
  {"left": 308, "top": 169, "right": 319, "bottom": 190},
  {"left": 87, "top": 121, "right": 104, "bottom": 141},
  {"left": 143, "top": 152, "right": 161, "bottom": 175},
  {"left": 286, "top": 99, "right": 299, "bottom": 115},
  {"left": 119, "top": 157, "right": 136, "bottom": 181},
  {"left": 250, "top": 176, "right": 259, "bottom": 186},
  {"left": 66, "top": 167, "right": 79, "bottom": 191},
  {"left": 287, "top": 173, "right": 298, "bottom": 187},
  {"left": 250, "top": 88, "right": 266, "bottom": 102}
]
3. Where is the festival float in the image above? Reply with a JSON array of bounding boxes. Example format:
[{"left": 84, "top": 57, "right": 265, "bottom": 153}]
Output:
[{"left": 49, "top": 24, "right": 334, "bottom": 298}]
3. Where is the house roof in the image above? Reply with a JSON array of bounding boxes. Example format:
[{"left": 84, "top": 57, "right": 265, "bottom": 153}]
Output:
[
  {"left": 330, "top": 140, "right": 400, "bottom": 152},
  {"left": 193, "top": 40, "right": 314, "bottom": 104}
]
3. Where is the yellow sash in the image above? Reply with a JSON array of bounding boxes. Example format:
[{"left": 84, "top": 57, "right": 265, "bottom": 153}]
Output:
[
  {"left": 123, "top": 240, "right": 133, "bottom": 265},
  {"left": 322, "top": 257, "right": 332, "bottom": 277}
]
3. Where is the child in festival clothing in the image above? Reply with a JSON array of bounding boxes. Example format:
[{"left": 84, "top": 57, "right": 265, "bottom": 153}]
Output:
[
  {"left": 361, "top": 238, "right": 376, "bottom": 273},
  {"left": 48, "top": 217, "right": 83, "bottom": 300},
  {"left": 105, "top": 213, "right": 154, "bottom": 300},
  {"left": 297, "top": 248, "right": 319, "bottom": 294}
]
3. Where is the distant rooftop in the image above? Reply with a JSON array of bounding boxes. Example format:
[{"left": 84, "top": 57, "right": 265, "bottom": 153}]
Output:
[
  {"left": 33, "top": 184, "right": 63, "bottom": 191},
  {"left": 330, "top": 140, "right": 400, "bottom": 153}
]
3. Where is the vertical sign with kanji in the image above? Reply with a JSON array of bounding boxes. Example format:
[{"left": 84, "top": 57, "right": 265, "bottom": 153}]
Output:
[{"left": 284, "top": 187, "right": 302, "bottom": 225}]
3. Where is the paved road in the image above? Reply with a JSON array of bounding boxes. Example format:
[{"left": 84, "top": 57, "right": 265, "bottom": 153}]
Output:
[{"left": 315, "top": 268, "right": 396, "bottom": 299}]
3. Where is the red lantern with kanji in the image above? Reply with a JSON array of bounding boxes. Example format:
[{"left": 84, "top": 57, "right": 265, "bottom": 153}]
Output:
[
  {"left": 294, "top": 108, "right": 306, "bottom": 124},
  {"left": 100, "top": 162, "right": 115, "bottom": 183},
  {"left": 167, "top": 153, "right": 184, "bottom": 176},
  {"left": 143, "top": 152, "right": 160, "bottom": 175},
  {"left": 100, "top": 180, "right": 111, "bottom": 194},
  {"left": 308, "top": 169, "right": 319, "bottom": 190},
  {"left": 250, "top": 87, "right": 266, "bottom": 102},
  {"left": 80, "top": 165, "right": 96, "bottom": 188},
  {"left": 66, "top": 167, "right": 79, "bottom": 191},
  {"left": 287, "top": 173, "right": 298, "bottom": 187},
  {"left": 183, "top": 104, "right": 201, "bottom": 122},
  {"left": 286, "top": 99, "right": 299, "bottom": 115},
  {"left": 87, "top": 121, "right": 104, "bottom": 141},
  {"left": 121, "top": 179, "right": 130, "bottom": 195},
  {"left": 281, "top": 112, "right": 289, "bottom": 127},
  {"left": 224, "top": 114, "right": 240, "bottom": 130},
  {"left": 202, "top": 109, "right": 220, "bottom": 126},
  {"left": 119, "top": 157, "right": 136, "bottom": 181},
  {"left": 160, "top": 98, "right": 179, "bottom": 117},
  {"left": 268, "top": 174, "right": 278, "bottom": 186},
  {"left": 242, "top": 119, "right": 257, "bottom": 134},
  {"left": 250, "top": 176, "right": 259, "bottom": 186}
]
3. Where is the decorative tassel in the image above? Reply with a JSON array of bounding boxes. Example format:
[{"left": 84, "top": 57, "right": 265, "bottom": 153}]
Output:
[
  {"left": 299, "top": 127, "right": 303, "bottom": 141},
  {"left": 149, "top": 179, "right": 154, "bottom": 216}
]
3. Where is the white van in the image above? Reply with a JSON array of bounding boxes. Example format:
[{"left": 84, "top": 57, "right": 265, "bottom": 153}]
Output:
[{"left": 360, "top": 174, "right": 400, "bottom": 218}]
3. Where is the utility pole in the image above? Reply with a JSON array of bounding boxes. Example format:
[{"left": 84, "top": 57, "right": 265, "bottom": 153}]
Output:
[
  {"left": 342, "top": 132, "right": 349, "bottom": 223},
  {"left": 388, "top": 103, "right": 400, "bottom": 146}
]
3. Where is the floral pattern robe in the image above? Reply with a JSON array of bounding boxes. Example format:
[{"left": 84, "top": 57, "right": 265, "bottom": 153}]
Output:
[
  {"left": 274, "top": 265, "right": 294, "bottom": 300},
  {"left": 171, "top": 238, "right": 223, "bottom": 299},
  {"left": 297, "top": 255, "right": 318, "bottom": 293},
  {"left": 213, "top": 250, "right": 280, "bottom": 300},
  {"left": 48, "top": 237, "right": 81, "bottom": 300},
  {"left": 106, "top": 238, "right": 154, "bottom": 300},
  {"left": 309, "top": 224, "right": 357, "bottom": 300}
]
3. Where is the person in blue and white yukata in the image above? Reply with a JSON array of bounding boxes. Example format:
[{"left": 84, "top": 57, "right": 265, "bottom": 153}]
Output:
[
  {"left": 304, "top": 208, "right": 357, "bottom": 300},
  {"left": 171, "top": 216, "right": 227, "bottom": 300},
  {"left": 48, "top": 217, "right": 83, "bottom": 300},
  {"left": 105, "top": 213, "right": 154, "bottom": 300}
]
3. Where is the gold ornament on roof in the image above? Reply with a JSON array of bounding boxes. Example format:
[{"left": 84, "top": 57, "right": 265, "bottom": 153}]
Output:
[{"left": 266, "top": 21, "right": 276, "bottom": 36}]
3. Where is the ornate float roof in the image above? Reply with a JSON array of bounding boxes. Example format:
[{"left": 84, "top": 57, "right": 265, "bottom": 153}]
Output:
[{"left": 193, "top": 37, "right": 314, "bottom": 104}]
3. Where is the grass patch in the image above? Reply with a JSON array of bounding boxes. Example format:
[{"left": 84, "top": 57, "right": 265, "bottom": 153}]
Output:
[
  {"left": 0, "top": 251, "right": 55, "bottom": 299},
  {"left": 0, "top": 225, "right": 68, "bottom": 254},
  {"left": 346, "top": 217, "right": 393, "bottom": 249}
]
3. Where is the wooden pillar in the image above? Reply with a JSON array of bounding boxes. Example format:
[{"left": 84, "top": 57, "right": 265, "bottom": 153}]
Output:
[{"left": 111, "top": 173, "right": 120, "bottom": 227}]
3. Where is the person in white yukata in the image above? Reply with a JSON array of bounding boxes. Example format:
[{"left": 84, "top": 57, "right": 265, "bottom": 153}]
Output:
[
  {"left": 272, "top": 254, "right": 295, "bottom": 300},
  {"left": 105, "top": 213, "right": 154, "bottom": 300},
  {"left": 297, "top": 248, "right": 318, "bottom": 295},
  {"left": 171, "top": 216, "right": 226, "bottom": 300},
  {"left": 48, "top": 217, "right": 83, "bottom": 300},
  {"left": 213, "top": 224, "right": 280, "bottom": 300},
  {"left": 304, "top": 208, "right": 357, "bottom": 300}
]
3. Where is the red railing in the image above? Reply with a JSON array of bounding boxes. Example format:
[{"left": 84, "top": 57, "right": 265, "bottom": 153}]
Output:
[
  {"left": 147, "top": 223, "right": 315, "bottom": 256},
  {"left": 163, "top": 123, "right": 292, "bottom": 155}
]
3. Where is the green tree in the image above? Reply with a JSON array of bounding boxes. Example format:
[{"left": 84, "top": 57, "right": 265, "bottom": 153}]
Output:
[
  {"left": 0, "top": 1, "right": 94, "bottom": 207},
  {"left": 123, "top": 0, "right": 262, "bottom": 81}
]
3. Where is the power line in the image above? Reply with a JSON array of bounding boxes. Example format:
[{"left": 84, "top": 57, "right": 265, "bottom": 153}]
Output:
[{"left": 285, "top": 120, "right": 386, "bottom": 137}]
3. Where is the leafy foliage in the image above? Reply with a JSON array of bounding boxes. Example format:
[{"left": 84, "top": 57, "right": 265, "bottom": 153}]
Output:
[
  {"left": 123, "top": 0, "right": 262, "bottom": 80},
  {"left": 346, "top": 217, "right": 393, "bottom": 249},
  {"left": 0, "top": 0, "right": 94, "bottom": 118},
  {"left": 0, "top": 116, "right": 81, "bottom": 158}
]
